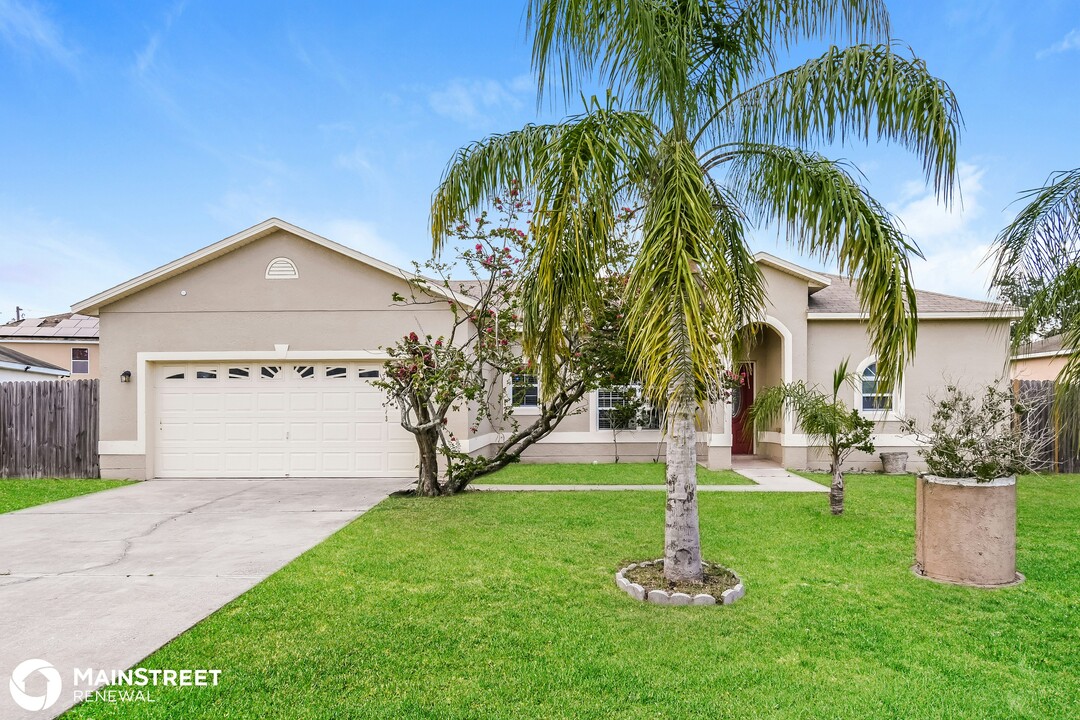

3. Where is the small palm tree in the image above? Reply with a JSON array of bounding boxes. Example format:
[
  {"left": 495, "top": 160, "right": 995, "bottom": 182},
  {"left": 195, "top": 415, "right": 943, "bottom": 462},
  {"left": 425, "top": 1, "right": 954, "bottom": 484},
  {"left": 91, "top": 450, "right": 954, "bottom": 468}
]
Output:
[
  {"left": 432, "top": 1, "right": 959, "bottom": 582},
  {"left": 748, "top": 360, "right": 875, "bottom": 515},
  {"left": 992, "top": 168, "right": 1080, "bottom": 392}
]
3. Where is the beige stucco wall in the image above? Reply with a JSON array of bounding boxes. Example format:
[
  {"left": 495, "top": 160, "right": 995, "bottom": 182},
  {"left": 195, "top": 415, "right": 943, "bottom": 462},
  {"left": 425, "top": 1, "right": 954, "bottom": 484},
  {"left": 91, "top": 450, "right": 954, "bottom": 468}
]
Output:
[
  {"left": 0, "top": 341, "right": 100, "bottom": 379},
  {"left": 1010, "top": 355, "right": 1068, "bottom": 381},
  {"left": 804, "top": 317, "right": 1013, "bottom": 471},
  {"left": 97, "top": 230, "right": 464, "bottom": 479}
]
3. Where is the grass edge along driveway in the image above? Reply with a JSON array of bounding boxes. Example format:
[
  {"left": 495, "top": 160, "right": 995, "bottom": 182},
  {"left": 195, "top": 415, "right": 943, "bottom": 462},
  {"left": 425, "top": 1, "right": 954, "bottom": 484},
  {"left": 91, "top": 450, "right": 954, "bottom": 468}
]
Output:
[
  {"left": 0, "top": 478, "right": 134, "bottom": 514},
  {"left": 62, "top": 474, "right": 1079, "bottom": 719},
  {"left": 473, "top": 461, "right": 755, "bottom": 485}
]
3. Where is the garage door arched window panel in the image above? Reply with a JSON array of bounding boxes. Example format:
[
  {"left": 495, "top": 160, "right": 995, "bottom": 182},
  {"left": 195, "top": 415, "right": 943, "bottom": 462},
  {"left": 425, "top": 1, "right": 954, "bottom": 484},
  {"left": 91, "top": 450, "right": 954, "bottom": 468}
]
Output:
[
  {"left": 195, "top": 368, "right": 218, "bottom": 380},
  {"left": 265, "top": 257, "right": 299, "bottom": 279},
  {"left": 325, "top": 366, "right": 348, "bottom": 379},
  {"left": 228, "top": 367, "right": 250, "bottom": 380},
  {"left": 293, "top": 365, "right": 315, "bottom": 380},
  {"left": 260, "top": 366, "right": 281, "bottom": 379},
  {"left": 358, "top": 368, "right": 380, "bottom": 378}
]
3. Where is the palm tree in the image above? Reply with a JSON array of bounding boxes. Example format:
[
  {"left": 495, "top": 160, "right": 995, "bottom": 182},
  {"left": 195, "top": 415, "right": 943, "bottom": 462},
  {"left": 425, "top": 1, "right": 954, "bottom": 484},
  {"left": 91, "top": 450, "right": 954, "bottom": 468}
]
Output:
[
  {"left": 991, "top": 168, "right": 1080, "bottom": 391},
  {"left": 431, "top": 1, "right": 959, "bottom": 583},
  {"left": 748, "top": 360, "right": 875, "bottom": 515}
]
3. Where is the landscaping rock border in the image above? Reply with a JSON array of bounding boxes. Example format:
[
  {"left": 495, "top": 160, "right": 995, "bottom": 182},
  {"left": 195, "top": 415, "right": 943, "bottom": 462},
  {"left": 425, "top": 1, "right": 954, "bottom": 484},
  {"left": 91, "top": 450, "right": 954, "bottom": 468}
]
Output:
[{"left": 615, "top": 559, "right": 744, "bottom": 606}]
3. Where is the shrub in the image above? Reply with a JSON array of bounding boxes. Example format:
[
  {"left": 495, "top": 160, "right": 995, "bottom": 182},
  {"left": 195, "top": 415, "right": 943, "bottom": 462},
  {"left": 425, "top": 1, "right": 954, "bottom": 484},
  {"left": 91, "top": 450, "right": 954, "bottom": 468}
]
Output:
[{"left": 902, "top": 384, "right": 1041, "bottom": 480}]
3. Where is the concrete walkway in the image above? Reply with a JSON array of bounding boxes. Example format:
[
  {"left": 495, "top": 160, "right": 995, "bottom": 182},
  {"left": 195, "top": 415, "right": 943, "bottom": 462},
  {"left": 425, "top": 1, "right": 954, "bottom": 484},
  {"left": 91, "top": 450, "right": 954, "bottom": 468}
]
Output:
[
  {"left": 475, "top": 457, "right": 827, "bottom": 493},
  {"left": 0, "top": 477, "right": 408, "bottom": 720}
]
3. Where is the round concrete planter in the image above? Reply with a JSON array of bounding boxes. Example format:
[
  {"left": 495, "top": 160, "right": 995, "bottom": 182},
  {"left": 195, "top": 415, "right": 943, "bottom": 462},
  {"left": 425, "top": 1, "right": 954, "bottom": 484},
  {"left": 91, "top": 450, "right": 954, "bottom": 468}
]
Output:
[
  {"left": 880, "top": 451, "right": 908, "bottom": 474},
  {"left": 914, "top": 474, "right": 1021, "bottom": 587}
]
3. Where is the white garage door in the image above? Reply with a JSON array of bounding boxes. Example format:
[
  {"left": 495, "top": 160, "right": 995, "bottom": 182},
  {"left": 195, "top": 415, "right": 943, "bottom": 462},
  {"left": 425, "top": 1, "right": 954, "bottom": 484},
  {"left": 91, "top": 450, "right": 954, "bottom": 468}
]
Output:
[{"left": 153, "top": 361, "right": 417, "bottom": 478}]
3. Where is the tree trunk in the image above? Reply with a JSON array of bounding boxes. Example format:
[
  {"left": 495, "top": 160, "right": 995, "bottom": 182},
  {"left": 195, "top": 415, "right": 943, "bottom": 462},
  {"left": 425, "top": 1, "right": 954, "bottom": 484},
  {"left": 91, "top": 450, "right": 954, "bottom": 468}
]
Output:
[
  {"left": 415, "top": 428, "right": 444, "bottom": 497},
  {"left": 664, "top": 396, "right": 704, "bottom": 583},
  {"left": 829, "top": 452, "right": 844, "bottom": 515}
]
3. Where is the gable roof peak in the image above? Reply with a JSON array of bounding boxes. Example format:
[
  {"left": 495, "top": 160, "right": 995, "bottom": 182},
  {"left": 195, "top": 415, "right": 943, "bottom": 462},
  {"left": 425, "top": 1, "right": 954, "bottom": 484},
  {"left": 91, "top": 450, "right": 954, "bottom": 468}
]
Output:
[{"left": 71, "top": 218, "right": 470, "bottom": 315}]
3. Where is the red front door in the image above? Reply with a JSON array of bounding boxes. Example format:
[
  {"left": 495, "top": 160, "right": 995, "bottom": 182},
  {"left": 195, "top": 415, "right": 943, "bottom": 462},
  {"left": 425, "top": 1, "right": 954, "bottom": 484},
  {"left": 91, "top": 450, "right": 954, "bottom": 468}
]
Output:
[{"left": 731, "top": 363, "right": 755, "bottom": 455}]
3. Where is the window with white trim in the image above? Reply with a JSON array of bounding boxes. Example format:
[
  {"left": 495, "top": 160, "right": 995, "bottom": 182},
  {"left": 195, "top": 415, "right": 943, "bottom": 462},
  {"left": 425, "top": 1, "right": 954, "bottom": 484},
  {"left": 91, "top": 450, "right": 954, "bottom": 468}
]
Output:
[
  {"left": 860, "top": 363, "right": 891, "bottom": 411},
  {"left": 71, "top": 348, "right": 89, "bottom": 374},
  {"left": 857, "top": 360, "right": 902, "bottom": 416},
  {"left": 510, "top": 373, "right": 539, "bottom": 407},
  {"left": 596, "top": 385, "right": 661, "bottom": 430}
]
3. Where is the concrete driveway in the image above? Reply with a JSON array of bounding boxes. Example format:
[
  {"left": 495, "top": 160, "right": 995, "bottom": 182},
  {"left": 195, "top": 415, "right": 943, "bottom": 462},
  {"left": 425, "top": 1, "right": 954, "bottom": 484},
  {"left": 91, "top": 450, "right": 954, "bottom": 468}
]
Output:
[{"left": 0, "top": 477, "right": 408, "bottom": 719}]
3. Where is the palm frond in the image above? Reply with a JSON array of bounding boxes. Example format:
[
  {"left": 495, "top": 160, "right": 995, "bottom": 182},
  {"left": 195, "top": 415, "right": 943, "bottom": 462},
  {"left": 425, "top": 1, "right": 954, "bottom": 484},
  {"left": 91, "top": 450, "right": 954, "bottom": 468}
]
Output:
[
  {"left": 722, "top": 143, "right": 919, "bottom": 387},
  {"left": 528, "top": 0, "right": 718, "bottom": 127},
  {"left": 431, "top": 123, "right": 562, "bottom": 248},
  {"left": 991, "top": 168, "right": 1080, "bottom": 286},
  {"left": 519, "top": 104, "right": 660, "bottom": 391},
  {"left": 702, "top": 44, "right": 961, "bottom": 201},
  {"left": 623, "top": 133, "right": 758, "bottom": 409},
  {"left": 723, "top": 0, "right": 891, "bottom": 70}
]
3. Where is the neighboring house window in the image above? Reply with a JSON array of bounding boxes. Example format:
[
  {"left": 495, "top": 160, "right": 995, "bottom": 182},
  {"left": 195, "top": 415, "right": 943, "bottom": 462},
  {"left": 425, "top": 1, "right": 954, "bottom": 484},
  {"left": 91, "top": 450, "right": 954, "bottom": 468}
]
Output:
[
  {"left": 71, "top": 348, "right": 89, "bottom": 374},
  {"left": 596, "top": 385, "right": 661, "bottom": 430},
  {"left": 511, "top": 373, "right": 539, "bottom": 407}
]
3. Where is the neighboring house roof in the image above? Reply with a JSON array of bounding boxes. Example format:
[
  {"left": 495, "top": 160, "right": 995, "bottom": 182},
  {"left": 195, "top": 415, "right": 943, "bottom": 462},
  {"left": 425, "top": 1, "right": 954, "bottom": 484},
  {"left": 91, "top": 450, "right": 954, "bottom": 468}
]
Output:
[
  {"left": 0, "top": 313, "right": 99, "bottom": 339},
  {"left": 807, "top": 273, "right": 1019, "bottom": 318},
  {"left": 0, "top": 346, "right": 70, "bottom": 377},
  {"left": 71, "top": 218, "right": 475, "bottom": 316},
  {"left": 1014, "top": 334, "right": 1070, "bottom": 359}
]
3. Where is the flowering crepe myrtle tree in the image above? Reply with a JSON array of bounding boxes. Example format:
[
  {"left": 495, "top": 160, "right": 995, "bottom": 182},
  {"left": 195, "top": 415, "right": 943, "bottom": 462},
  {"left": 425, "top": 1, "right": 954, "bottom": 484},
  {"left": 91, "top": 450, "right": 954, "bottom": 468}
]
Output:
[{"left": 375, "top": 187, "right": 638, "bottom": 496}]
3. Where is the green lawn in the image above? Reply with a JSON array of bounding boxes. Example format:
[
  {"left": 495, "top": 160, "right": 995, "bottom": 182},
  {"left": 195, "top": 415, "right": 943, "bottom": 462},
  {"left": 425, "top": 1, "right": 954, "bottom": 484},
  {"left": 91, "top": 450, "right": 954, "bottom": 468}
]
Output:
[
  {"left": 0, "top": 478, "right": 133, "bottom": 514},
  {"left": 473, "top": 461, "right": 755, "bottom": 485},
  {"left": 64, "top": 474, "right": 1079, "bottom": 719}
]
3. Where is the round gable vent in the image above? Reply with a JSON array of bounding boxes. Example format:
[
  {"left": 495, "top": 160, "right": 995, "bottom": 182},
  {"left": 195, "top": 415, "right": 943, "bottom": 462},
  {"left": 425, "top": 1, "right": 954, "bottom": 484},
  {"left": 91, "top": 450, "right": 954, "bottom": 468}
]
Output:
[{"left": 265, "top": 257, "right": 299, "bottom": 279}]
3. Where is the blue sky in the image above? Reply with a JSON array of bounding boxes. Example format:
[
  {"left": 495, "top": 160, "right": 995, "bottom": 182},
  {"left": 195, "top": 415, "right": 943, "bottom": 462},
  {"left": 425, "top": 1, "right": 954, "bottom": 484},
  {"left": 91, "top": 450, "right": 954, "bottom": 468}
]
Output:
[{"left": 1, "top": 0, "right": 1078, "bottom": 318}]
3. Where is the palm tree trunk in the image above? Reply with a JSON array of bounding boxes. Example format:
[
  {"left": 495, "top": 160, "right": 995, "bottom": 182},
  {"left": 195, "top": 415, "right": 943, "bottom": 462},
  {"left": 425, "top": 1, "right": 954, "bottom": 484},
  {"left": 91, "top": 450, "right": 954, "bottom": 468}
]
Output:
[
  {"left": 829, "top": 451, "right": 844, "bottom": 515},
  {"left": 664, "top": 393, "right": 704, "bottom": 583}
]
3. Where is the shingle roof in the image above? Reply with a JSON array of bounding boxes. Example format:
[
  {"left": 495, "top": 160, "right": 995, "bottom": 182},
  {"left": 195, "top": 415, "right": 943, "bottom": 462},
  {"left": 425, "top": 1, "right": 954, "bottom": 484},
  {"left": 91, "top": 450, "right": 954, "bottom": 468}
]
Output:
[
  {"left": 0, "top": 346, "right": 68, "bottom": 372},
  {"left": 0, "top": 313, "right": 99, "bottom": 339},
  {"left": 1017, "top": 334, "right": 1068, "bottom": 357},
  {"left": 808, "top": 273, "right": 1010, "bottom": 315}
]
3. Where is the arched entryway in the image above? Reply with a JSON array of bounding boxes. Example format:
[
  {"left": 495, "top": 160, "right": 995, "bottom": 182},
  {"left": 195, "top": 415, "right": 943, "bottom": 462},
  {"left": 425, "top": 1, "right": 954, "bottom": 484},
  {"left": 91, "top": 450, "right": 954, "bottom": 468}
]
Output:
[{"left": 732, "top": 318, "right": 791, "bottom": 458}]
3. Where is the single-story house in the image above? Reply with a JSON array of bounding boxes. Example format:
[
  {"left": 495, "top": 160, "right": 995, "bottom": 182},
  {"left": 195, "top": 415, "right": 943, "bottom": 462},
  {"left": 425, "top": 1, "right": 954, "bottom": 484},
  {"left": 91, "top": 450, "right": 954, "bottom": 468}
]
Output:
[
  {"left": 0, "top": 313, "right": 100, "bottom": 379},
  {"left": 0, "top": 345, "right": 71, "bottom": 381},
  {"left": 72, "top": 219, "right": 1017, "bottom": 480},
  {"left": 1011, "top": 334, "right": 1071, "bottom": 381}
]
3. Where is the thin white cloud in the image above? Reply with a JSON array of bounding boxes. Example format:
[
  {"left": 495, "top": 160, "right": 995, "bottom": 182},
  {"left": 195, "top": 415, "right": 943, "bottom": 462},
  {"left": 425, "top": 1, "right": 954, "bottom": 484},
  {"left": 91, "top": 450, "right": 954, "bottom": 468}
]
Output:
[
  {"left": 0, "top": 210, "right": 139, "bottom": 316},
  {"left": 428, "top": 77, "right": 526, "bottom": 126},
  {"left": 1037, "top": 28, "right": 1080, "bottom": 59},
  {"left": 316, "top": 218, "right": 413, "bottom": 269},
  {"left": 0, "top": 0, "right": 77, "bottom": 70},
  {"left": 335, "top": 145, "right": 377, "bottom": 176},
  {"left": 133, "top": 0, "right": 186, "bottom": 77},
  {"left": 888, "top": 162, "right": 1001, "bottom": 300}
]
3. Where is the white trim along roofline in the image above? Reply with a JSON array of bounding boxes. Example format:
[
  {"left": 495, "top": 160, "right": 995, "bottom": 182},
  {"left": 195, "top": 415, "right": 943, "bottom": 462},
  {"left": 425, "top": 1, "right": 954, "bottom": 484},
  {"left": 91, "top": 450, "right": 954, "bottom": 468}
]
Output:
[
  {"left": 807, "top": 311, "right": 1023, "bottom": 320},
  {"left": 753, "top": 252, "right": 831, "bottom": 289},
  {"left": 1013, "top": 350, "right": 1071, "bottom": 360},
  {"left": 0, "top": 360, "right": 70, "bottom": 377},
  {"left": 72, "top": 218, "right": 475, "bottom": 316}
]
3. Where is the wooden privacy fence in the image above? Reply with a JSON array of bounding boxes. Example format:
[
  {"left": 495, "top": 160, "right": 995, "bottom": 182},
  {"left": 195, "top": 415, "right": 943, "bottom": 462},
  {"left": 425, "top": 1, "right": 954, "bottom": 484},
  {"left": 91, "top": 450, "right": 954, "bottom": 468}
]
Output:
[
  {"left": 0, "top": 379, "right": 99, "bottom": 478},
  {"left": 1016, "top": 379, "right": 1080, "bottom": 474}
]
